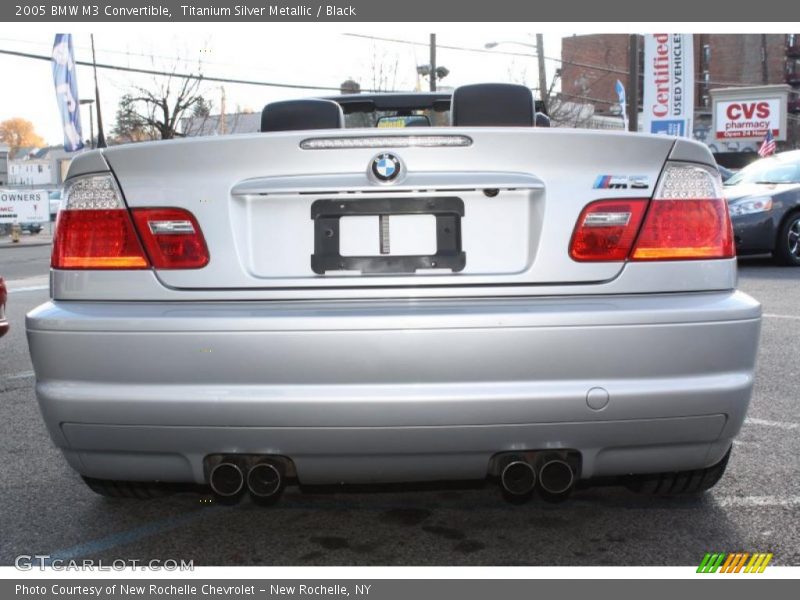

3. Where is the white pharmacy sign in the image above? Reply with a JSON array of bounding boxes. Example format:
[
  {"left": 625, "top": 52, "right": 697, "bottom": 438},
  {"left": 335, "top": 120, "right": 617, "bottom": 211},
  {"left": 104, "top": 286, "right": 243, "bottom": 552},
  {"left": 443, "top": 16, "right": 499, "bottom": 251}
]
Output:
[
  {"left": 642, "top": 33, "right": 694, "bottom": 137},
  {"left": 711, "top": 85, "right": 791, "bottom": 142},
  {"left": 0, "top": 189, "right": 49, "bottom": 223}
]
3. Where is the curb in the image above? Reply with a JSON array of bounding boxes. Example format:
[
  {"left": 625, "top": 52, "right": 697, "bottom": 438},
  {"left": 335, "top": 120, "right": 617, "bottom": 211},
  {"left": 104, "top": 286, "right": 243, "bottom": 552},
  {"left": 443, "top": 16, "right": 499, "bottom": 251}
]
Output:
[{"left": 0, "top": 242, "right": 52, "bottom": 249}]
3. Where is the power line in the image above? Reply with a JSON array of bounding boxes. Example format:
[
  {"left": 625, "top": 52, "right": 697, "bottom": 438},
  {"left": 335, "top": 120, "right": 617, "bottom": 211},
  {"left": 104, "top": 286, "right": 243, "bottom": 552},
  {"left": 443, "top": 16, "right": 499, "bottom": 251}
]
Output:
[
  {"left": 0, "top": 35, "right": 267, "bottom": 72},
  {"left": 344, "top": 33, "right": 764, "bottom": 88},
  {"left": 0, "top": 44, "right": 613, "bottom": 108},
  {"left": 344, "top": 33, "right": 629, "bottom": 75},
  {"left": 0, "top": 47, "right": 396, "bottom": 93}
]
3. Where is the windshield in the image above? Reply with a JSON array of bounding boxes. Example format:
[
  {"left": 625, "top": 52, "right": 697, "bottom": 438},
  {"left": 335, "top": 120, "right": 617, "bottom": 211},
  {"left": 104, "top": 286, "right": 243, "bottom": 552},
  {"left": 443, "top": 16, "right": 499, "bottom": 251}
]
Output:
[{"left": 726, "top": 156, "right": 800, "bottom": 186}]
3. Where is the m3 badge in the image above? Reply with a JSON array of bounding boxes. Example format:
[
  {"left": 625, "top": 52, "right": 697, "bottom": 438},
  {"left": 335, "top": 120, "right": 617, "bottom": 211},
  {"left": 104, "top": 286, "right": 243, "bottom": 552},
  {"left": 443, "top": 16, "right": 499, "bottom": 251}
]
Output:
[{"left": 593, "top": 175, "right": 650, "bottom": 190}]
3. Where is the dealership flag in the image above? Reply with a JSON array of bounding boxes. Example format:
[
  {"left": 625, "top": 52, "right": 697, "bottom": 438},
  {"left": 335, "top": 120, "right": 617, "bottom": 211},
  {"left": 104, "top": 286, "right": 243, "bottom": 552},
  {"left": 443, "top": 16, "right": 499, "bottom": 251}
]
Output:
[
  {"left": 52, "top": 34, "right": 84, "bottom": 152},
  {"left": 615, "top": 79, "right": 628, "bottom": 130},
  {"left": 758, "top": 129, "right": 776, "bottom": 157},
  {"left": 642, "top": 34, "right": 694, "bottom": 138}
]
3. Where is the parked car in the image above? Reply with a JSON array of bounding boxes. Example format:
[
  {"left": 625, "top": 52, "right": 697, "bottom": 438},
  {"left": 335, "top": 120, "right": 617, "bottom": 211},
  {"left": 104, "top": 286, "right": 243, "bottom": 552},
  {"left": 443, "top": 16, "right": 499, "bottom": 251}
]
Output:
[
  {"left": 49, "top": 190, "right": 62, "bottom": 222},
  {"left": 20, "top": 222, "right": 43, "bottom": 235},
  {"left": 717, "top": 164, "right": 736, "bottom": 182},
  {"left": 724, "top": 150, "right": 800, "bottom": 265},
  {"left": 0, "top": 278, "right": 8, "bottom": 338},
  {"left": 26, "top": 84, "right": 761, "bottom": 504}
]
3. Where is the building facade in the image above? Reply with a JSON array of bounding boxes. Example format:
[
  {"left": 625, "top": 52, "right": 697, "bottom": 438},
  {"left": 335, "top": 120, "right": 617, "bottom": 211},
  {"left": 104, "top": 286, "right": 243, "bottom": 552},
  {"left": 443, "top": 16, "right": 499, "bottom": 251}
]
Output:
[
  {"left": 559, "top": 34, "right": 800, "bottom": 154},
  {"left": 9, "top": 159, "right": 52, "bottom": 186},
  {"left": 0, "top": 144, "right": 8, "bottom": 186}
]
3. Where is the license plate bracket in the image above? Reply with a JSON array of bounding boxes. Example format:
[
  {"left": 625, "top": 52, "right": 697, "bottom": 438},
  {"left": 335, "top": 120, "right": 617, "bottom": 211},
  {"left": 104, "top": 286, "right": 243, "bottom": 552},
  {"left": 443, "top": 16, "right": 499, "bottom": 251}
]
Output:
[{"left": 311, "top": 197, "right": 466, "bottom": 274}]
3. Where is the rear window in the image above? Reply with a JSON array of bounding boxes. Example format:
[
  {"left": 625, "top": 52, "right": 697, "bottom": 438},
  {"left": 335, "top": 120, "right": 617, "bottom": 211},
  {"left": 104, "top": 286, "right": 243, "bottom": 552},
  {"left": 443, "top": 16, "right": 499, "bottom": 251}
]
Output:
[{"left": 344, "top": 109, "right": 450, "bottom": 128}]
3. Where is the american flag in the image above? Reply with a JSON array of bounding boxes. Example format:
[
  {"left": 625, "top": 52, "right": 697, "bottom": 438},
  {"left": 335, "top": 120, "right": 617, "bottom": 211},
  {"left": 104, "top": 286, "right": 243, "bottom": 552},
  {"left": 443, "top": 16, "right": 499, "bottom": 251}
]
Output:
[{"left": 758, "top": 130, "right": 776, "bottom": 157}]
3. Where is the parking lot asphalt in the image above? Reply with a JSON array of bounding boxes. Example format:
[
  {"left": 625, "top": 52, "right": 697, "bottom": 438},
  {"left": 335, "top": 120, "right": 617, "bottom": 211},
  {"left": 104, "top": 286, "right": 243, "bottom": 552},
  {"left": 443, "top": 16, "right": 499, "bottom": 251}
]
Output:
[{"left": 1, "top": 246, "right": 798, "bottom": 567}]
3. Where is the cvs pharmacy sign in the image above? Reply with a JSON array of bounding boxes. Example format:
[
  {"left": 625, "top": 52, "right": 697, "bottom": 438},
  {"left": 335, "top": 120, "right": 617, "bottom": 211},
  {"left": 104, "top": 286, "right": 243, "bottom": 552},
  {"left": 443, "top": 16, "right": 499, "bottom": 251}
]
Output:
[{"left": 715, "top": 99, "right": 781, "bottom": 139}]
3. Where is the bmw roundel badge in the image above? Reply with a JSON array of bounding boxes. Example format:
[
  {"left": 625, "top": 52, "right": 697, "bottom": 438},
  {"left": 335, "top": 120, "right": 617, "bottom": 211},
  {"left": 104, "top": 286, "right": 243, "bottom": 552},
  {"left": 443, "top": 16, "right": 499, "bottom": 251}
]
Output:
[{"left": 370, "top": 153, "right": 402, "bottom": 182}]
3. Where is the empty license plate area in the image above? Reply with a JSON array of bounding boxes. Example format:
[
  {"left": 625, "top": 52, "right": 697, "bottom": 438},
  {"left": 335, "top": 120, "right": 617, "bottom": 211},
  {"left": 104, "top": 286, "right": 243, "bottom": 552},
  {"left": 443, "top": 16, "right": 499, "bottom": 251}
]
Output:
[
  {"left": 311, "top": 197, "right": 466, "bottom": 274},
  {"left": 339, "top": 215, "right": 437, "bottom": 257}
]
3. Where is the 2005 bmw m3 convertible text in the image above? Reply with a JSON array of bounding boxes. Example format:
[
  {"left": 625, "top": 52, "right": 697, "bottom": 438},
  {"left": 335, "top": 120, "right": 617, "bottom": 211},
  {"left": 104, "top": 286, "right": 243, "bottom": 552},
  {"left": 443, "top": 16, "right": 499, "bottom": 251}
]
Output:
[{"left": 26, "top": 84, "right": 762, "bottom": 504}]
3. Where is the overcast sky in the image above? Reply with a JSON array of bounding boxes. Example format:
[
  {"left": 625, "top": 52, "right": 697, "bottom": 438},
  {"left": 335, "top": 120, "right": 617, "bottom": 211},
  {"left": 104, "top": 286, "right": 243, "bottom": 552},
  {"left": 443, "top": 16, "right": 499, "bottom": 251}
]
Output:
[
  {"left": 0, "top": 26, "right": 567, "bottom": 145},
  {"left": 2, "top": 22, "right": 778, "bottom": 147}
]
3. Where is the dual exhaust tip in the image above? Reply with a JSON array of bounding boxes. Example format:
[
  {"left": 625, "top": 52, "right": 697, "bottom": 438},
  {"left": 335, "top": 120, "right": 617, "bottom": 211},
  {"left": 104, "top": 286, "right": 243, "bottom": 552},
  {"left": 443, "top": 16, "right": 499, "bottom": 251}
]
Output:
[
  {"left": 210, "top": 455, "right": 575, "bottom": 502},
  {"left": 500, "top": 456, "right": 575, "bottom": 499},
  {"left": 209, "top": 461, "right": 283, "bottom": 503}
]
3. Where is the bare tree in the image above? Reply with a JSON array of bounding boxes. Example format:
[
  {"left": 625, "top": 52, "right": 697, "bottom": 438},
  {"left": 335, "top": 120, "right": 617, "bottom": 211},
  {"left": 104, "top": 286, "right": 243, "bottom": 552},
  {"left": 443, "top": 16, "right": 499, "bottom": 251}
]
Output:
[
  {"left": 368, "top": 45, "right": 399, "bottom": 92},
  {"left": 112, "top": 52, "right": 208, "bottom": 141},
  {"left": 548, "top": 97, "right": 598, "bottom": 128},
  {"left": 129, "top": 70, "right": 206, "bottom": 139},
  {"left": 111, "top": 94, "right": 156, "bottom": 143}
]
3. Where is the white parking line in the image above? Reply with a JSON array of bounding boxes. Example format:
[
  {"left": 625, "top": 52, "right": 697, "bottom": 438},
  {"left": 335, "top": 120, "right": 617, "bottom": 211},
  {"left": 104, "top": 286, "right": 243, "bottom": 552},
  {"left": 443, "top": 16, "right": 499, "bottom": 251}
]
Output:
[
  {"left": 45, "top": 507, "right": 228, "bottom": 563},
  {"left": 2, "top": 370, "right": 34, "bottom": 380},
  {"left": 745, "top": 417, "right": 799, "bottom": 431},
  {"left": 5, "top": 276, "right": 49, "bottom": 294},
  {"left": 8, "top": 285, "right": 48, "bottom": 294},
  {"left": 714, "top": 496, "right": 800, "bottom": 508},
  {"left": 763, "top": 313, "right": 800, "bottom": 320}
]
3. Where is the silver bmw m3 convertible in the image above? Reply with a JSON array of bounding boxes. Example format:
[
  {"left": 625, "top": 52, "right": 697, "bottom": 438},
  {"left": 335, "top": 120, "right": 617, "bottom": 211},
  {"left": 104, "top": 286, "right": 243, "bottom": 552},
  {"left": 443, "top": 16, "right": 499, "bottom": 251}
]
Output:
[{"left": 27, "top": 84, "right": 761, "bottom": 503}]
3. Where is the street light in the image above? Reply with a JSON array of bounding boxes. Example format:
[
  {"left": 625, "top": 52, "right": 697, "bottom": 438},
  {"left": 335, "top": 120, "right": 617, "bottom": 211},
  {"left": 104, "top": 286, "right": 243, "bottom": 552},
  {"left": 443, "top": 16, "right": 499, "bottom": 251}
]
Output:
[
  {"left": 484, "top": 41, "right": 535, "bottom": 51},
  {"left": 484, "top": 38, "right": 549, "bottom": 114},
  {"left": 79, "top": 99, "right": 95, "bottom": 149},
  {"left": 416, "top": 64, "right": 449, "bottom": 88}
]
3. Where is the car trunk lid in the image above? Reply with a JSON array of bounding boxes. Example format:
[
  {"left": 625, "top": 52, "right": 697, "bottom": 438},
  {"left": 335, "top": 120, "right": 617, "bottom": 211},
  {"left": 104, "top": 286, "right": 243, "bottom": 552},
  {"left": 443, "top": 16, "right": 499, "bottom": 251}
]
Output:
[{"left": 103, "top": 128, "right": 675, "bottom": 292}]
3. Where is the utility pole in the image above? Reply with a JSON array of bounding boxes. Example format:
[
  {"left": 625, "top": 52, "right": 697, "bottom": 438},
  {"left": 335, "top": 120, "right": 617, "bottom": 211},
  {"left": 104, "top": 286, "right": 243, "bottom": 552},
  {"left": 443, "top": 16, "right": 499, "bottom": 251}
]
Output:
[
  {"left": 627, "top": 34, "right": 640, "bottom": 133},
  {"left": 219, "top": 86, "right": 226, "bottom": 135},
  {"left": 90, "top": 34, "right": 107, "bottom": 148},
  {"left": 79, "top": 99, "right": 94, "bottom": 148},
  {"left": 429, "top": 33, "right": 437, "bottom": 92},
  {"left": 536, "top": 34, "right": 548, "bottom": 114},
  {"left": 761, "top": 34, "right": 769, "bottom": 85}
]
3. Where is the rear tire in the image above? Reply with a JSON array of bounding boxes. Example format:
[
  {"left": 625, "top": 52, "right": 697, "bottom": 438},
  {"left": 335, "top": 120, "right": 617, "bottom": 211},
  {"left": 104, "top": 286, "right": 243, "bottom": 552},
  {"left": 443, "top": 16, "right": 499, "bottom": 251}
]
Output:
[
  {"left": 627, "top": 446, "right": 732, "bottom": 495},
  {"left": 82, "top": 476, "right": 172, "bottom": 499},
  {"left": 774, "top": 211, "right": 800, "bottom": 266}
]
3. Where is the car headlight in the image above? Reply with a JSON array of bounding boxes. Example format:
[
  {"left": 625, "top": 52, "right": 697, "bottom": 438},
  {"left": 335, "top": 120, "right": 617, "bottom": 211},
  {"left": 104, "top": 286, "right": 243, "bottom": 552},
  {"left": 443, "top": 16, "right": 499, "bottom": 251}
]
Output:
[{"left": 728, "top": 197, "right": 773, "bottom": 217}]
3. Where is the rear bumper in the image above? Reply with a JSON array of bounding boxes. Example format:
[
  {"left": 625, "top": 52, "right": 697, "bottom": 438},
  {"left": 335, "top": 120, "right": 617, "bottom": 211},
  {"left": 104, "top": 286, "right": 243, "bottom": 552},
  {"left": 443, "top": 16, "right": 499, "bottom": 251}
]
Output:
[{"left": 26, "top": 291, "right": 761, "bottom": 485}]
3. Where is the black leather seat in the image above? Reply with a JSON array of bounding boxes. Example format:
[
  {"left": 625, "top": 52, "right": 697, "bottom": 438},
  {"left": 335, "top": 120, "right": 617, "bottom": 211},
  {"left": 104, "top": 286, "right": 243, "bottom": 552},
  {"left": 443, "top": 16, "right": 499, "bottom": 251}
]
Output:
[
  {"left": 260, "top": 99, "right": 344, "bottom": 132},
  {"left": 451, "top": 83, "right": 535, "bottom": 127}
]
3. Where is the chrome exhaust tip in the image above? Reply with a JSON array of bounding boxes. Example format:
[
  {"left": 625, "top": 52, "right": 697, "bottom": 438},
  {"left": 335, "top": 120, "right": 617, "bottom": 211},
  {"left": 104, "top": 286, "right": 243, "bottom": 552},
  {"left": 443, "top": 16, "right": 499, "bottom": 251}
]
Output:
[
  {"left": 246, "top": 462, "right": 283, "bottom": 500},
  {"left": 538, "top": 459, "right": 575, "bottom": 496},
  {"left": 500, "top": 459, "right": 537, "bottom": 496},
  {"left": 209, "top": 462, "right": 245, "bottom": 498}
]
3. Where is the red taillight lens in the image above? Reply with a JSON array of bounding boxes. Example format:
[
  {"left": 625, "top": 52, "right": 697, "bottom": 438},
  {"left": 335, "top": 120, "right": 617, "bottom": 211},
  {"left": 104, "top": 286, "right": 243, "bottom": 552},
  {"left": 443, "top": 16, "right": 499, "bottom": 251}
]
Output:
[
  {"left": 631, "top": 198, "right": 735, "bottom": 260},
  {"left": 51, "top": 209, "right": 150, "bottom": 269},
  {"left": 570, "top": 163, "right": 735, "bottom": 263},
  {"left": 53, "top": 174, "right": 209, "bottom": 271},
  {"left": 569, "top": 199, "right": 648, "bottom": 261},
  {"left": 131, "top": 208, "right": 209, "bottom": 269}
]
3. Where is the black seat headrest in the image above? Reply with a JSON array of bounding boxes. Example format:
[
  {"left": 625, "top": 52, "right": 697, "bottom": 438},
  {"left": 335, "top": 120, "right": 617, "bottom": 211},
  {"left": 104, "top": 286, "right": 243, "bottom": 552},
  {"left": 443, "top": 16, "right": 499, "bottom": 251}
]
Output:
[
  {"left": 261, "top": 99, "right": 344, "bottom": 132},
  {"left": 535, "top": 112, "right": 551, "bottom": 127},
  {"left": 451, "top": 83, "right": 535, "bottom": 127}
]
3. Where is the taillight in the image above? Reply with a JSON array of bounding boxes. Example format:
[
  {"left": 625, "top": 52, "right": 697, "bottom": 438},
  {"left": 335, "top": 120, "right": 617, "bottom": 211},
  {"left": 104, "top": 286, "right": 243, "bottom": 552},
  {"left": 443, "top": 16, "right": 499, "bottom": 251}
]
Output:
[
  {"left": 131, "top": 208, "right": 209, "bottom": 269},
  {"left": 52, "top": 174, "right": 149, "bottom": 269},
  {"left": 569, "top": 199, "right": 648, "bottom": 261},
  {"left": 52, "top": 174, "right": 209, "bottom": 270},
  {"left": 569, "top": 162, "right": 734, "bottom": 262},
  {"left": 631, "top": 163, "right": 734, "bottom": 261}
]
